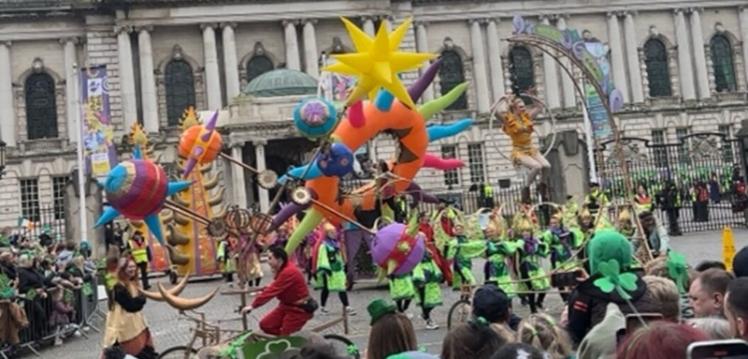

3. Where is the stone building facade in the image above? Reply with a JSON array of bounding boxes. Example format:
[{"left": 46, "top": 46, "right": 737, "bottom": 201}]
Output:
[{"left": 0, "top": 0, "right": 747, "bottom": 233}]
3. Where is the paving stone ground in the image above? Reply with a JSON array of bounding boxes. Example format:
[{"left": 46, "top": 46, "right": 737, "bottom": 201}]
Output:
[{"left": 33, "top": 229, "right": 747, "bottom": 358}]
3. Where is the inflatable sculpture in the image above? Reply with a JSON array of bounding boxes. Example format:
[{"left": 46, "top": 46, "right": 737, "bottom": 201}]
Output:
[
  {"left": 165, "top": 107, "right": 227, "bottom": 278},
  {"left": 273, "top": 18, "right": 474, "bottom": 254},
  {"left": 125, "top": 123, "right": 172, "bottom": 273},
  {"left": 94, "top": 148, "right": 191, "bottom": 244}
]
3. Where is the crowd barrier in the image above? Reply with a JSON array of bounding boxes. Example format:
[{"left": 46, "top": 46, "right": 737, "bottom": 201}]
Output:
[{"left": 0, "top": 277, "right": 104, "bottom": 358}]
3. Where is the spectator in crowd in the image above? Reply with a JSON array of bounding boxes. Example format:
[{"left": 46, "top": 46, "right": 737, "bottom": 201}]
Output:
[
  {"left": 687, "top": 317, "right": 732, "bottom": 340},
  {"left": 641, "top": 275, "right": 680, "bottom": 322},
  {"left": 709, "top": 172, "right": 721, "bottom": 204},
  {"left": 643, "top": 254, "right": 694, "bottom": 319},
  {"left": 695, "top": 260, "right": 727, "bottom": 272},
  {"left": 616, "top": 322, "right": 709, "bottom": 359},
  {"left": 491, "top": 343, "right": 547, "bottom": 359},
  {"left": 576, "top": 303, "right": 624, "bottom": 359},
  {"left": 0, "top": 249, "right": 16, "bottom": 281},
  {"left": 689, "top": 268, "right": 733, "bottom": 318},
  {"left": 472, "top": 283, "right": 518, "bottom": 341},
  {"left": 732, "top": 246, "right": 748, "bottom": 278},
  {"left": 567, "top": 230, "right": 655, "bottom": 344},
  {"left": 657, "top": 181, "right": 682, "bottom": 236},
  {"left": 365, "top": 299, "right": 417, "bottom": 359},
  {"left": 724, "top": 277, "right": 748, "bottom": 340},
  {"left": 517, "top": 313, "right": 572, "bottom": 359},
  {"left": 441, "top": 319, "right": 505, "bottom": 359}
]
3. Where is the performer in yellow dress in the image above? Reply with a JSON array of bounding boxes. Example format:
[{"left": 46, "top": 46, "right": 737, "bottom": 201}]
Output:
[{"left": 496, "top": 93, "right": 551, "bottom": 185}]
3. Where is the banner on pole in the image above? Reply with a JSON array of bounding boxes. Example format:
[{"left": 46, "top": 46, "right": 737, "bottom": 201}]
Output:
[
  {"left": 80, "top": 65, "right": 117, "bottom": 179},
  {"left": 585, "top": 84, "right": 612, "bottom": 140}
]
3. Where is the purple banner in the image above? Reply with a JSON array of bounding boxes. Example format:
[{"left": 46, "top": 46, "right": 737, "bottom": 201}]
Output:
[{"left": 80, "top": 65, "right": 117, "bottom": 178}]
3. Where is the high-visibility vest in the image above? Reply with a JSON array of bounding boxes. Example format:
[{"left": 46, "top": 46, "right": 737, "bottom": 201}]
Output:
[
  {"left": 129, "top": 239, "right": 148, "bottom": 264},
  {"left": 104, "top": 272, "right": 118, "bottom": 290},
  {"left": 483, "top": 185, "right": 494, "bottom": 198},
  {"left": 634, "top": 194, "right": 653, "bottom": 212}
]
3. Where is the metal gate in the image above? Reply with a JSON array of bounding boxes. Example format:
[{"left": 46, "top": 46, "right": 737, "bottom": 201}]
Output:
[{"left": 595, "top": 132, "right": 745, "bottom": 233}]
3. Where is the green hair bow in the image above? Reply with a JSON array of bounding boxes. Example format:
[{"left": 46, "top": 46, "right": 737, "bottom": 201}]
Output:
[
  {"left": 593, "top": 259, "right": 638, "bottom": 300},
  {"left": 666, "top": 251, "right": 689, "bottom": 294}
]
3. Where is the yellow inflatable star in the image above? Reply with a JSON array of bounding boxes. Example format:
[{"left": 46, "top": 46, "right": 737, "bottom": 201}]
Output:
[{"left": 324, "top": 17, "right": 434, "bottom": 109}]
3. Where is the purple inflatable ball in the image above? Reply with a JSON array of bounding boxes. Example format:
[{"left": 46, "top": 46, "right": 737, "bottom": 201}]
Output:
[{"left": 371, "top": 223, "right": 425, "bottom": 276}]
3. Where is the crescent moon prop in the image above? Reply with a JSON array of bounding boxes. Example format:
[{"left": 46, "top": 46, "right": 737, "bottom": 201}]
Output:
[
  {"left": 138, "top": 274, "right": 189, "bottom": 301},
  {"left": 157, "top": 282, "right": 218, "bottom": 311}
]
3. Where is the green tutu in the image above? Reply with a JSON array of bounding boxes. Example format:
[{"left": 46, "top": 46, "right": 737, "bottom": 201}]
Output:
[{"left": 389, "top": 275, "right": 415, "bottom": 301}]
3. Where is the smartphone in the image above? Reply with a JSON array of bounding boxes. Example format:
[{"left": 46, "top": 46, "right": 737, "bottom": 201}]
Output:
[
  {"left": 687, "top": 339, "right": 748, "bottom": 359},
  {"left": 550, "top": 269, "right": 582, "bottom": 288},
  {"left": 625, "top": 313, "right": 663, "bottom": 333}
]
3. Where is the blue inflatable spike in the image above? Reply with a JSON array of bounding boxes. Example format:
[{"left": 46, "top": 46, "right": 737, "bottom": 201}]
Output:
[
  {"left": 167, "top": 181, "right": 192, "bottom": 196},
  {"left": 427, "top": 118, "right": 474, "bottom": 142},
  {"left": 144, "top": 214, "right": 165, "bottom": 244},
  {"left": 132, "top": 145, "right": 143, "bottom": 160},
  {"left": 279, "top": 163, "right": 323, "bottom": 184},
  {"left": 94, "top": 207, "right": 120, "bottom": 228},
  {"left": 374, "top": 90, "right": 395, "bottom": 111}
]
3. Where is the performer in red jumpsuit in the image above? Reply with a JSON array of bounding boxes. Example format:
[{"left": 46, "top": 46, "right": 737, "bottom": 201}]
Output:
[{"left": 241, "top": 246, "right": 313, "bottom": 336}]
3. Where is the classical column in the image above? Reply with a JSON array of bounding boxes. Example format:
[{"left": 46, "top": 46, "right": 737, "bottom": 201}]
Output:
[
  {"left": 556, "top": 16, "right": 576, "bottom": 108},
  {"left": 0, "top": 42, "right": 15, "bottom": 146},
  {"left": 623, "top": 12, "right": 644, "bottom": 103},
  {"left": 283, "top": 20, "right": 301, "bottom": 71},
  {"left": 607, "top": 12, "right": 629, "bottom": 103},
  {"left": 62, "top": 38, "right": 78, "bottom": 143},
  {"left": 486, "top": 19, "right": 506, "bottom": 101},
  {"left": 254, "top": 140, "right": 269, "bottom": 213},
  {"left": 415, "top": 21, "right": 434, "bottom": 102},
  {"left": 303, "top": 20, "right": 319, "bottom": 78},
  {"left": 469, "top": 19, "right": 490, "bottom": 113},
  {"left": 221, "top": 23, "right": 241, "bottom": 102},
  {"left": 116, "top": 25, "right": 138, "bottom": 128},
  {"left": 230, "top": 145, "right": 247, "bottom": 208},
  {"left": 541, "top": 16, "right": 561, "bottom": 108},
  {"left": 138, "top": 27, "right": 159, "bottom": 133},
  {"left": 689, "top": 8, "right": 710, "bottom": 99},
  {"left": 674, "top": 9, "right": 696, "bottom": 100},
  {"left": 202, "top": 24, "right": 223, "bottom": 110},
  {"left": 363, "top": 16, "right": 376, "bottom": 36},
  {"left": 741, "top": 7, "right": 748, "bottom": 90}
]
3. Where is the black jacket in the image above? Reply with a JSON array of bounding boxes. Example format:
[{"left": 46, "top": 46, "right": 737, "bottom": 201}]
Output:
[
  {"left": 16, "top": 267, "right": 50, "bottom": 294},
  {"left": 567, "top": 272, "right": 657, "bottom": 344}
]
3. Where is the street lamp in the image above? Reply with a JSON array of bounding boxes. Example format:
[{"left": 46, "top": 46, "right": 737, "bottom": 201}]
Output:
[{"left": 0, "top": 140, "right": 7, "bottom": 179}]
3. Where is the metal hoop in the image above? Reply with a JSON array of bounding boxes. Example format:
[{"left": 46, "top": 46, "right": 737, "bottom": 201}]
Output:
[{"left": 488, "top": 92, "right": 558, "bottom": 162}]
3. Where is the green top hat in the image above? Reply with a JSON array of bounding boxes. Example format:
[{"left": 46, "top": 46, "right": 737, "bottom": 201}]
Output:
[{"left": 367, "top": 298, "right": 397, "bottom": 325}]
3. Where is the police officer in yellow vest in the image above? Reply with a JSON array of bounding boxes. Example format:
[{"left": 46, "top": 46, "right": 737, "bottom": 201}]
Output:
[
  {"left": 128, "top": 231, "right": 151, "bottom": 289},
  {"left": 480, "top": 182, "right": 495, "bottom": 209}
]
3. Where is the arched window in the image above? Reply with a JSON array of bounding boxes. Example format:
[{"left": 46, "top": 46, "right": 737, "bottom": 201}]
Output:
[
  {"left": 246, "top": 55, "right": 274, "bottom": 84},
  {"left": 25, "top": 72, "right": 58, "bottom": 140},
  {"left": 509, "top": 46, "right": 535, "bottom": 95},
  {"left": 644, "top": 39, "right": 672, "bottom": 97},
  {"left": 164, "top": 59, "right": 196, "bottom": 127},
  {"left": 439, "top": 49, "right": 467, "bottom": 110},
  {"left": 710, "top": 34, "right": 737, "bottom": 93}
]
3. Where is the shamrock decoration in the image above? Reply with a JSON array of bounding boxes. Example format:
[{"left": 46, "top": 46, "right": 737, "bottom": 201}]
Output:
[
  {"left": 593, "top": 259, "right": 638, "bottom": 300},
  {"left": 666, "top": 251, "right": 689, "bottom": 294},
  {"left": 0, "top": 273, "right": 15, "bottom": 299},
  {"left": 346, "top": 344, "right": 360, "bottom": 356},
  {"left": 26, "top": 288, "right": 37, "bottom": 301}
]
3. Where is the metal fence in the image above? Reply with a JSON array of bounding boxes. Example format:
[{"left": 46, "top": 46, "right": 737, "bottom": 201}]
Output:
[
  {"left": 21, "top": 204, "right": 66, "bottom": 243},
  {"left": 0, "top": 277, "right": 102, "bottom": 358},
  {"left": 595, "top": 132, "right": 746, "bottom": 233}
]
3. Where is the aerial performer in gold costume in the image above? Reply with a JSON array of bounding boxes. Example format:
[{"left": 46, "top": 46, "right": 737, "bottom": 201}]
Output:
[{"left": 494, "top": 92, "right": 551, "bottom": 185}]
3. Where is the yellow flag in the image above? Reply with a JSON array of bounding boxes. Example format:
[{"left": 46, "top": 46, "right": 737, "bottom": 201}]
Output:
[{"left": 723, "top": 226, "right": 736, "bottom": 272}]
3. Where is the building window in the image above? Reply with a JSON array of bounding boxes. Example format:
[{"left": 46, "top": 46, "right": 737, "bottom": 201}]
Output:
[
  {"left": 651, "top": 129, "right": 668, "bottom": 168},
  {"left": 20, "top": 178, "right": 40, "bottom": 222},
  {"left": 719, "top": 124, "right": 734, "bottom": 163},
  {"left": 644, "top": 39, "right": 672, "bottom": 97},
  {"left": 52, "top": 176, "right": 69, "bottom": 221},
  {"left": 467, "top": 143, "right": 485, "bottom": 184},
  {"left": 710, "top": 34, "right": 737, "bottom": 93},
  {"left": 676, "top": 127, "right": 691, "bottom": 164},
  {"left": 441, "top": 144, "right": 459, "bottom": 186},
  {"left": 246, "top": 55, "right": 274, "bottom": 84},
  {"left": 439, "top": 48, "right": 467, "bottom": 110},
  {"left": 165, "top": 59, "right": 196, "bottom": 127},
  {"left": 509, "top": 46, "right": 535, "bottom": 95},
  {"left": 25, "top": 72, "right": 58, "bottom": 140}
]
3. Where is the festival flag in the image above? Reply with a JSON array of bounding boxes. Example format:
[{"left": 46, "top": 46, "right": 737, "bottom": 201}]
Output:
[{"left": 80, "top": 65, "right": 117, "bottom": 179}]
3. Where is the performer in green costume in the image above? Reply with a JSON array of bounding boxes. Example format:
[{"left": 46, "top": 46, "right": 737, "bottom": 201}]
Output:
[
  {"left": 515, "top": 214, "right": 550, "bottom": 313},
  {"left": 314, "top": 223, "right": 355, "bottom": 315},
  {"left": 412, "top": 245, "right": 443, "bottom": 330}
]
